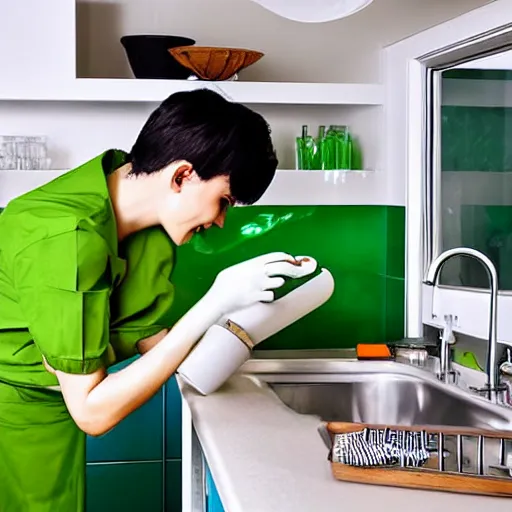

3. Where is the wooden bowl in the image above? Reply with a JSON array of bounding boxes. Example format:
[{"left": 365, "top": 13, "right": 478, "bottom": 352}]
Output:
[{"left": 168, "top": 46, "right": 264, "bottom": 81}]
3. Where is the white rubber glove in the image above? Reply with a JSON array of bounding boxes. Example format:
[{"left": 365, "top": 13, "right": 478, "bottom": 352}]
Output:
[{"left": 203, "top": 252, "right": 316, "bottom": 317}]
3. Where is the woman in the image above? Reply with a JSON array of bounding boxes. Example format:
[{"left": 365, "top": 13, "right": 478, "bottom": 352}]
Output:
[{"left": 0, "top": 89, "right": 306, "bottom": 511}]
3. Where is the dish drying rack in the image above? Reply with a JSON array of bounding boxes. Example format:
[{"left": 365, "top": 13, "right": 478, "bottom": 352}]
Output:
[{"left": 323, "top": 422, "right": 512, "bottom": 497}]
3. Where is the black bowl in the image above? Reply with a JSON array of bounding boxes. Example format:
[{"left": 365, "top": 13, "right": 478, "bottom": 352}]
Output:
[{"left": 120, "top": 35, "right": 196, "bottom": 80}]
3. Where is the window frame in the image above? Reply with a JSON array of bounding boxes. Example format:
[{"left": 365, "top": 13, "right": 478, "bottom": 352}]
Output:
[{"left": 384, "top": 2, "right": 512, "bottom": 344}]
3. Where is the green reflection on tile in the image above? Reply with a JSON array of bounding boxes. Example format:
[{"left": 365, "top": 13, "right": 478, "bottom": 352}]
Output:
[{"left": 162, "top": 206, "right": 405, "bottom": 349}]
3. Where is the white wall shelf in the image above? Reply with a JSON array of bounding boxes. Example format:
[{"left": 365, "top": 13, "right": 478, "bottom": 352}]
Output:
[
  {"left": 0, "top": 79, "right": 383, "bottom": 106},
  {"left": 0, "top": 169, "right": 382, "bottom": 207},
  {"left": 0, "top": 0, "right": 386, "bottom": 209}
]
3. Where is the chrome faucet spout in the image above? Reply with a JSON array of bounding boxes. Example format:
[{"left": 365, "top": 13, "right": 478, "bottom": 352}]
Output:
[{"left": 423, "top": 247, "right": 501, "bottom": 402}]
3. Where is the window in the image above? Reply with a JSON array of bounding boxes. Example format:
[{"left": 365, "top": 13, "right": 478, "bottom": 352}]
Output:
[{"left": 436, "top": 58, "right": 512, "bottom": 291}]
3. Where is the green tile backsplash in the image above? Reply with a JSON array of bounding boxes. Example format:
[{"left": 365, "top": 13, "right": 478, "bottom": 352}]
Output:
[{"left": 165, "top": 205, "right": 406, "bottom": 349}]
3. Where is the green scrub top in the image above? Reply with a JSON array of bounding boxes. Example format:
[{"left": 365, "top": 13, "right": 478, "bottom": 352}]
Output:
[
  {"left": 0, "top": 149, "right": 175, "bottom": 388},
  {"left": 0, "top": 149, "right": 176, "bottom": 511}
]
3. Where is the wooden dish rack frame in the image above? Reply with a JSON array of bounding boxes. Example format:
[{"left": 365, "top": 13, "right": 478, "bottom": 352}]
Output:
[{"left": 326, "top": 422, "right": 512, "bottom": 497}]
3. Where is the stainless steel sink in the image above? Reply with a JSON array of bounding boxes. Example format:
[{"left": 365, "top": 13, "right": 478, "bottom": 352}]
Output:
[
  {"left": 268, "top": 374, "right": 512, "bottom": 430},
  {"left": 242, "top": 351, "right": 512, "bottom": 431},
  {"left": 241, "top": 351, "right": 512, "bottom": 477}
]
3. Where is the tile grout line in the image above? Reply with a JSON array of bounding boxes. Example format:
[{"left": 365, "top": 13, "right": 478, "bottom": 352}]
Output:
[
  {"left": 86, "top": 460, "right": 163, "bottom": 466},
  {"left": 85, "top": 458, "right": 182, "bottom": 466}
]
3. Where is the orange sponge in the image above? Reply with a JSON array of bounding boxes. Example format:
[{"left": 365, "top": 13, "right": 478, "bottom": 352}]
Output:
[{"left": 356, "top": 343, "right": 392, "bottom": 360}]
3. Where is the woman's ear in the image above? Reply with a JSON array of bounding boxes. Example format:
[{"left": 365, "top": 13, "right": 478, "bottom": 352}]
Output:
[{"left": 169, "top": 161, "right": 194, "bottom": 192}]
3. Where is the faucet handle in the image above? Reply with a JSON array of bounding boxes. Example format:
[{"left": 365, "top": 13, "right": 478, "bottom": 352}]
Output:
[
  {"left": 440, "top": 314, "right": 456, "bottom": 345},
  {"left": 501, "top": 361, "right": 512, "bottom": 376},
  {"left": 498, "top": 360, "right": 512, "bottom": 407},
  {"left": 437, "top": 314, "right": 459, "bottom": 384},
  {"left": 445, "top": 369, "right": 459, "bottom": 385}
]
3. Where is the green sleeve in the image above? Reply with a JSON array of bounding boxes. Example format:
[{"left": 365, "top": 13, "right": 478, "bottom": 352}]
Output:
[
  {"left": 15, "top": 228, "right": 112, "bottom": 374},
  {"left": 109, "top": 226, "right": 175, "bottom": 360}
]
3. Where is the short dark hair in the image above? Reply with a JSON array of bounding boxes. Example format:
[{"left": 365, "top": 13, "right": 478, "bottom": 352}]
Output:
[{"left": 129, "top": 89, "right": 278, "bottom": 205}]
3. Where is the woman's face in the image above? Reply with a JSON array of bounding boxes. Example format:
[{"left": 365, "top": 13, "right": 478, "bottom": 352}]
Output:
[{"left": 158, "top": 163, "right": 234, "bottom": 245}]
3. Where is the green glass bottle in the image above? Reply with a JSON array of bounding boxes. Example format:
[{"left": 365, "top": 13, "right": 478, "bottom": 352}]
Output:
[
  {"left": 296, "top": 125, "right": 318, "bottom": 170},
  {"left": 315, "top": 125, "right": 326, "bottom": 170},
  {"left": 326, "top": 125, "right": 346, "bottom": 169},
  {"left": 295, "top": 125, "right": 307, "bottom": 170},
  {"left": 342, "top": 129, "right": 353, "bottom": 170},
  {"left": 324, "top": 125, "right": 337, "bottom": 170}
]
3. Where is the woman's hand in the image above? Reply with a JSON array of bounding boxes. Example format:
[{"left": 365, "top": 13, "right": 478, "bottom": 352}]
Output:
[{"left": 205, "top": 252, "right": 313, "bottom": 316}]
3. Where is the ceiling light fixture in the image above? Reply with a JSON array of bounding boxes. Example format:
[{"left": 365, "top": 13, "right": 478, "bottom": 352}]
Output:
[{"left": 249, "top": 0, "right": 374, "bottom": 23}]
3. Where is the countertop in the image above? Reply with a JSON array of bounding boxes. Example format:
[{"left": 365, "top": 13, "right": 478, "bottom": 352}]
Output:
[{"left": 179, "top": 372, "right": 510, "bottom": 512}]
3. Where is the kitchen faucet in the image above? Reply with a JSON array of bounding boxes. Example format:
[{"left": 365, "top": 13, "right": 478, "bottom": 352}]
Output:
[{"left": 424, "top": 247, "right": 505, "bottom": 403}]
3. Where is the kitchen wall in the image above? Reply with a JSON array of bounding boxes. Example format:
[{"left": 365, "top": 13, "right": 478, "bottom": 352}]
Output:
[{"left": 76, "top": 0, "right": 491, "bottom": 83}]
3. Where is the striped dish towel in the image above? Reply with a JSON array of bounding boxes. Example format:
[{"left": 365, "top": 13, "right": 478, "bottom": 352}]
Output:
[{"left": 332, "top": 428, "right": 430, "bottom": 468}]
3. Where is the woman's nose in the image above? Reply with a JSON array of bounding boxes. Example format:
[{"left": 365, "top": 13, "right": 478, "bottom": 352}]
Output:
[{"left": 214, "top": 211, "right": 226, "bottom": 228}]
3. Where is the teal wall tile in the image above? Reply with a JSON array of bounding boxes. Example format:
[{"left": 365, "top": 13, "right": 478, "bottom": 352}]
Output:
[
  {"left": 165, "top": 460, "right": 182, "bottom": 512},
  {"left": 86, "top": 462, "right": 163, "bottom": 512},
  {"left": 163, "top": 205, "right": 406, "bottom": 349},
  {"left": 86, "top": 356, "right": 164, "bottom": 463},
  {"left": 165, "top": 376, "right": 182, "bottom": 459}
]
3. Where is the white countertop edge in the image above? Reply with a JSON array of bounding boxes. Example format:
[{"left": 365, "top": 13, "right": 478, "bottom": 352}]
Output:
[{"left": 178, "top": 373, "right": 510, "bottom": 511}]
